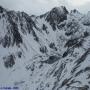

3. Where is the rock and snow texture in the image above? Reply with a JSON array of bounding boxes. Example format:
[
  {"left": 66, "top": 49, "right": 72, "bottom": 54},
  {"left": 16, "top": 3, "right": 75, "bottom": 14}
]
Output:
[{"left": 0, "top": 5, "right": 90, "bottom": 90}]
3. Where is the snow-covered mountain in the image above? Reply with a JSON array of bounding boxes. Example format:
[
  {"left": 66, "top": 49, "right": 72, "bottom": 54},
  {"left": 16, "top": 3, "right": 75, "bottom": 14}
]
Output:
[{"left": 0, "top": 5, "right": 90, "bottom": 90}]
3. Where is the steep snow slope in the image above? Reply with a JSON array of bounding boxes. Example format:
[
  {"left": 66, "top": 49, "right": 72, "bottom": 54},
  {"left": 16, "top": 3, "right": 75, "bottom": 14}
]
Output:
[{"left": 0, "top": 6, "right": 90, "bottom": 90}]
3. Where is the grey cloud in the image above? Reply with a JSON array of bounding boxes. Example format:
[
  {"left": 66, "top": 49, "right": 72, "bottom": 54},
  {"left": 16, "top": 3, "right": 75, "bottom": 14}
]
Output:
[{"left": 0, "top": 0, "right": 90, "bottom": 15}]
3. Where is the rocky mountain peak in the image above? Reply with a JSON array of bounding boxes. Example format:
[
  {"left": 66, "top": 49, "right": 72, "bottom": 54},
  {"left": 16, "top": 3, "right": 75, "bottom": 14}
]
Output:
[
  {"left": 50, "top": 6, "right": 68, "bottom": 15},
  {"left": 45, "top": 6, "right": 68, "bottom": 30},
  {"left": 0, "top": 6, "right": 6, "bottom": 13}
]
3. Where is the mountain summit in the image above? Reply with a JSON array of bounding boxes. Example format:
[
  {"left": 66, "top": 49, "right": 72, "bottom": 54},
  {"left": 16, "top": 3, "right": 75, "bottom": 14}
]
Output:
[{"left": 45, "top": 6, "right": 68, "bottom": 30}]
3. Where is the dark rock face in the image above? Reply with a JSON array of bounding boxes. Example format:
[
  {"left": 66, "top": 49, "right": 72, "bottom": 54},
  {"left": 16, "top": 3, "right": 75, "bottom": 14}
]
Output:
[
  {"left": 11, "top": 22, "right": 23, "bottom": 45},
  {"left": 41, "top": 55, "right": 60, "bottom": 64},
  {"left": 3, "top": 54, "right": 15, "bottom": 68},
  {"left": 58, "top": 22, "right": 66, "bottom": 29},
  {"left": 17, "top": 51, "right": 22, "bottom": 58},
  {"left": 46, "top": 6, "right": 68, "bottom": 30},
  {"left": 0, "top": 11, "right": 23, "bottom": 47},
  {"left": 42, "top": 24, "right": 49, "bottom": 34},
  {"left": 42, "top": 24, "right": 47, "bottom": 31},
  {"left": 40, "top": 46, "right": 48, "bottom": 53},
  {"left": 0, "top": 6, "right": 5, "bottom": 13},
  {"left": 20, "top": 12, "right": 36, "bottom": 33},
  {"left": 63, "top": 50, "right": 69, "bottom": 58},
  {"left": 49, "top": 42, "right": 57, "bottom": 51},
  {"left": 75, "top": 48, "right": 90, "bottom": 66},
  {"left": 0, "top": 9, "right": 37, "bottom": 47},
  {"left": 32, "top": 30, "right": 39, "bottom": 42},
  {"left": 60, "top": 78, "right": 71, "bottom": 88},
  {"left": 65, "top": 19, "right": 80, "bottom": 36},
  {"left": 83, "top": 21, "right": 90, "bottom": 26},
  {"left": 83, "top": 31, "right": 89, "bottom": 37},
  {"left": 65, "top": 38, "right": 78, "bottom": 47},
  {"left": 65, "top": 38, "right": 84, "bottom": 48},
  {"left": 8, "top": 21, "right": 22, "bottom": 46},
  {"left": 71, "top": 49, "right": 90, "bottom": 75},
  {"left": 2, "top": 35, "right": 11, "bottom": 48}
]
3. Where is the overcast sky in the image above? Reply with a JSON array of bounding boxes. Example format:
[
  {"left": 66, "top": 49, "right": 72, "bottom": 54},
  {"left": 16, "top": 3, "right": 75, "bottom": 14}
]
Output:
[{"left": 0, "top": 0, "right": 90, "bottom": 15}]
